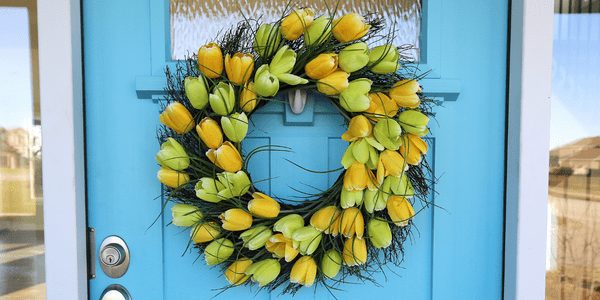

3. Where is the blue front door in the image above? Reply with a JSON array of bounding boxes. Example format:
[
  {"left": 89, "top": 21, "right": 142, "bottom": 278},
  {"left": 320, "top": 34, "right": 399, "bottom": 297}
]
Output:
[{"left": 84, "top": 1, "right": 508, "bottom": 299}]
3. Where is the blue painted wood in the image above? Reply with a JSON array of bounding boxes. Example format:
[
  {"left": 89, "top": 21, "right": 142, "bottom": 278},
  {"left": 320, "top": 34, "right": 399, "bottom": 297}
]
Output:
[{"left": 85, "top": 0, "right": 508, "bottom": 299}]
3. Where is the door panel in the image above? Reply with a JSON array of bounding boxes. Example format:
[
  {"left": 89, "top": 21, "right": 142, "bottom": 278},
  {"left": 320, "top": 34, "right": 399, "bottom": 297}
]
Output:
[{"left": 84, "top": 0, "right": 507, "bottom": 299}]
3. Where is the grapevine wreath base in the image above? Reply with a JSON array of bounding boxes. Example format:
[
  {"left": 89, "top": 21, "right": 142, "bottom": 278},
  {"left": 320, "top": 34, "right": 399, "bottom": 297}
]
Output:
[{"left": 156, "top": 3, "right": 436, "bottom": 296}]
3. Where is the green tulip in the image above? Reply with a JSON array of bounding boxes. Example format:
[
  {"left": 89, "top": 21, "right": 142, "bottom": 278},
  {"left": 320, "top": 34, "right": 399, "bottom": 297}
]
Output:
[
  {"left": 341, "top": 138, "right": 379, "bottom": 169},
  {"left": 204, "top": 238, "right": 234, "bottom": 265},
  {"left": 269, "top": 46, "right": 308, "bottom": 85},
  {"left": 321, "top": 249, "right": 342, "bottom": 278},
  {"left": 385, "top": 174, "right": 414, "bottom": 198},
  {"left": 374, "top": 119, "right": 403, "bottom": 150},
  {"left": 339, "top": 78, "right": 372, "bottom": 112},
  {"left": 340, "top": 188, "right": 363, "bottom": 208},
  {"left": 368, "top": 44, "right": 400, "bottom": 74},
  {"left": 209, "top": 82, "right": 235, "bottom": 116},
  {"left": 240, "top": 226, "right": 273, "bottom": 250},
  {"left": 171, "top": 204, "right": 202, "bottom": 227},
  {"left": 217, "top": 170, "right": 251, "bottom": 198},
  {"left": 156, "top": 138, "right": 190, "bottom": 171},
  {"left": 221, "top": 112, "right": 248, "bottom": 143},
  {"left": 273, "top": 214, "right": 304, "bottom": 238},
  {"left": 304, "top": 16, "right": 331, "bottom": 46},
  {"left": 363, "top": 188, "right": 389, "bottom": 213},
  {"left": 339, "top": 42, "right": 369, "bottom": 73},
  {"left": 291, "top": 226, "right": 322, "bottom": 255},
  {"left": 195, "top": 177, "right": 226, "bottom": 202},
  {"left": 245, "top": 259, "right": 281, "bottom": 287},
  {"left": 368, "top": 218, "right": 392, "bottom": 248},
  {"left": 184, "top": 75, "right": 209, "bottom": 109},
  {"left": 254, "top": 64, "right": 280, "bottom": 97},
  {"left": 254, "top": 23, "right": 282, "bottom": 58},
  {"left": 398, "top": 110, "right": 430, "bottom": 137}
]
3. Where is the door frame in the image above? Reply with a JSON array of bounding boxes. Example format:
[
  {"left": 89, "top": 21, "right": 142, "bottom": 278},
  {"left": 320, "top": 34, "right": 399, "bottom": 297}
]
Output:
[{"left": 37, "top": 0, "right": 552, "bottom": 299}]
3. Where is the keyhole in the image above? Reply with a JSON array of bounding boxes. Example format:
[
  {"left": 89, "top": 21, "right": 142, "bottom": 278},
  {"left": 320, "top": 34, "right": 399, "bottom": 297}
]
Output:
[{"left": 107, "top": 255, "right": 114, "bottom": 264}]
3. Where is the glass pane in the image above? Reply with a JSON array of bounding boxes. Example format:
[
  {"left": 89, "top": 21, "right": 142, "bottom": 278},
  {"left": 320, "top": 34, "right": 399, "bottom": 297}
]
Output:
[
  {"left": 170, "top": 0, "right": 421, "bottom": 60},
  {"left": 546, "top": 1, "right": 600, "bottom": 299},
  {"left": 0, "top": 4, "right": 45, "bottom": 299}
]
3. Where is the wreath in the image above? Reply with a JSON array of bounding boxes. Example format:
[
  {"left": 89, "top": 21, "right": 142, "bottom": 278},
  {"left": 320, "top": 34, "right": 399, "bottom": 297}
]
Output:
[{"left": 156, "top": 4, "right": 435, "bottom": 295}]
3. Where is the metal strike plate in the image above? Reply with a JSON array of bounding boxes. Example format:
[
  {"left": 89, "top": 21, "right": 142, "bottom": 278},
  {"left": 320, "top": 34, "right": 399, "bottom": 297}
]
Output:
[
  {"left": 98, "top": 236, "right": 130, "bottom": 278},
  {"left": 100, "top": 284, "right": 131, "bottom": 300}
]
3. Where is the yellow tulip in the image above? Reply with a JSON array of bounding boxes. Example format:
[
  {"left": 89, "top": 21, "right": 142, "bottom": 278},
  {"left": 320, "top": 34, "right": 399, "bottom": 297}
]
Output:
[
  {"left": 378, "top": 150, "right": 407, "bottom": 177},
  {"left": 342, "top": 236, "right": 367, "bottom": 266},
  {"left": 281, "top": 8, "right": 315, "bottom": 40},
  {"left": 248, "top": 192, "right": 280, "bottom": 218},
  {"left": 191, "top": 222, "right": 221, "bottom": 243},
  {"left": 265, "top": 233, "right": 299, "bottom": 262},
  {"left": 206, "top": 141, "right": 243, "bottom": 172},
  {"left": 332, "top": 13, "right": 370, "bottom": 43},
  {"left": 196, "top": 117, "right": 223, "bottom": 149},
  {"left": 317, "top": 70, "right": 349, "bottom": 96},
  {"left": 389, "top": 80, "right": 421, "bottom": 108},
  {"left": 339, "top": 207, "right": 365, "bottom": 238},
  {"left": 387, "top": 196, "right": 415, "bottom": 226},
  {"left": 341, "top": 115, "right": 372, "bottom": 142},
  {"left": 310, "top": 206, "right": 341, "bottom": 236},
  {"left": 290, "top": 256, "right": 317, "bottom": 287},
  {"left": 240, "top": 82, "right": 258, "bottom": 113},
  {"left": 304, "top": 53, "right": 338, "bottom": 80},
  {"left": 198, "top": 42, "right": 223, "bottom": 78},
  {"left": 219, "top": 208, "right": 253, "bottom": 231},
  {"left": 400, "top": 134, "right": 428, "bottom": 165},
  {"left": 157, "top": 167, "right": 189, "bottom": 188},
  {"left": 365, "top": 92, "right": 398, "bottom": 119},
  {"left": 159, "top": 102, "right": 194, "bottom": 134},
  {"left": 343, "top": 162, "right": 372, "bottom": 191},
  {"left": 225, "top": 53, "right": 254, "bottom": 85},
  {"left": 225, "top": 258, "right": 253, "bottom": 285}
]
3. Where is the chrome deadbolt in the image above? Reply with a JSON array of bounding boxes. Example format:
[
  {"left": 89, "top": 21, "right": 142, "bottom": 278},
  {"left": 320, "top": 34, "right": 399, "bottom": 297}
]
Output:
[{"left": 99, "top": 236, "right": 130, "bottom": 278}]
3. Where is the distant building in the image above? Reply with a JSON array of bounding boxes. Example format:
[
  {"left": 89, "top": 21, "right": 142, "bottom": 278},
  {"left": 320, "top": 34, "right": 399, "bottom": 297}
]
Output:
[{"left": 550, "top": 136, "right": 600, "bottom": 173}]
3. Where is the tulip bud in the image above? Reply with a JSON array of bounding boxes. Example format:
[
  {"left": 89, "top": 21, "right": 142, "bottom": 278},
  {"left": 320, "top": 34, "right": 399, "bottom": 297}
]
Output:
[
  {"left": 225, "top": 258, "right": 252, "bottom": 285},
  {"left": 265, "top": 233, "right": 299, "bottom": 262},
  {"left": 339, "top": 78, "right": 371, "bottom": 112},
  {"left": 206, "top": 141, "right": 243, "bottom": 172},
  {"left": 339, "top": 42, "right": 370, "bottom": 73},
  {"left": 254, "top": 64, "right": 280, "bottom": 97},
  {"left": 304, "top": 16, "right": 332, "bottom": 46},
  {"left": 368, "top": 44, "right": 400, "bottom": 74},
  {"left": 248, "top": 192, "right": 280, "bottom": 218},
  {"left": 191, "top": 222, "right": 221, "bottom": 243},
  {"left": 343, "top": 162, "right": 371, "bottom": 191},
  {"left": 321, "top": 249, "right": 342, "bottom": 278},
  {"left": 240, "top": 82, "right": 259, "bottom": 113},
  {"left": 339, "top": 207, "right": 365, "bottom": 238},
  {"left": 340, "top": 188, "right": 363, "bottom": 208},
  {"left": 216, "top": 170, "right": 251, "bottom": 198},
  {"left": 387, "top": 196, "right": 415, "bottom": 226},
  {"left": 398, "top": 110, "right": 430, "bottom": 137},
  {"left": 368, "top": 219, "right": 392, "bottom": 248},
  {"left": 160, "top": 102, "right": 195, "bottom": 134},
  {"left": 385, "top": 174, "right": 414, "bottom": 198},
  {"left": 157, "top": 167, "right": 189, "bottom": 188},
  {"left": 195, "top": 177, "right": 226, "bottom": 202},
  {"left": 291, "top": 226, "right": 322, "bottom": 255},
  {"left": 400, "top": 134, "right": 428, "bottom": 165},
  {"left": 310, "top": 206, "right": 341, "bottom": 236},
  {"left": 156, "top": 138, "right": 190, "bottom": 171},
  {"left": 389, "top": 80, "right": 421, "bottom": 108},
  {"left": 171, "top": 204, "right": 202, "bottom": 227},
  {"left": 220, "top": 112, "right": 248, "bottom": 143},
  {"left": 341, "top": 115, "right": 372, "bottom": 142},
  {"left": 342, "top": 236, "right": 367, "bottom": 266},
  {"left": 305, "top": 53, "right": 338, "bottom": 80},
  {"left": 196, "top": 117, "right": 223, "bottom": 149},
  {"left": 245, "top": 259, "right": 281, "bottom": 287},
  {"left": 198, "top": 42, "right": 223, "bottom": 78},
  {"left": 225, "top": 53, "right": 254, "bottom": 85},
  {"left": 184, "top": 76, "right": 209, "bottom": 109},
  {"left": 317, "top": 70, "right": 349, "bottom": 96},
  {"left": 254, "top": 23, "right": 281, "bottom": 58},
  {"left": 365, "top": 92, "right": 398, "bottom": 119},
  {"left": 273, "top": 214, "right": 304, "bottom": 238},
  {"left": 240, "top": 226, "right": 273, "bottom": 250},
  {"left": 374, "top": 119, "right": 403, "bottom": 150},
  {"left": 332, "top": 13, "right": 370, "bottom": 43},
  {"left": 378, "top": 150, "right": 407, "bottom": 177},
  {"left": 281, "top": 8, "right": 315, "bottom": 40},
  {"left": 219, "top": 208, "right": 253, "bottom": 231},
  {"left": 363, "top": 188, "right": 388, "bottom": 213},
  {"left": 290, "top": 256, "right": 317, "bottom": 287},
  {"left": 204, "top": 238, "right": 234, "bottom": 265},
  {"left": 209, "top": 82, "right": 236, "bottom": 116}
]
